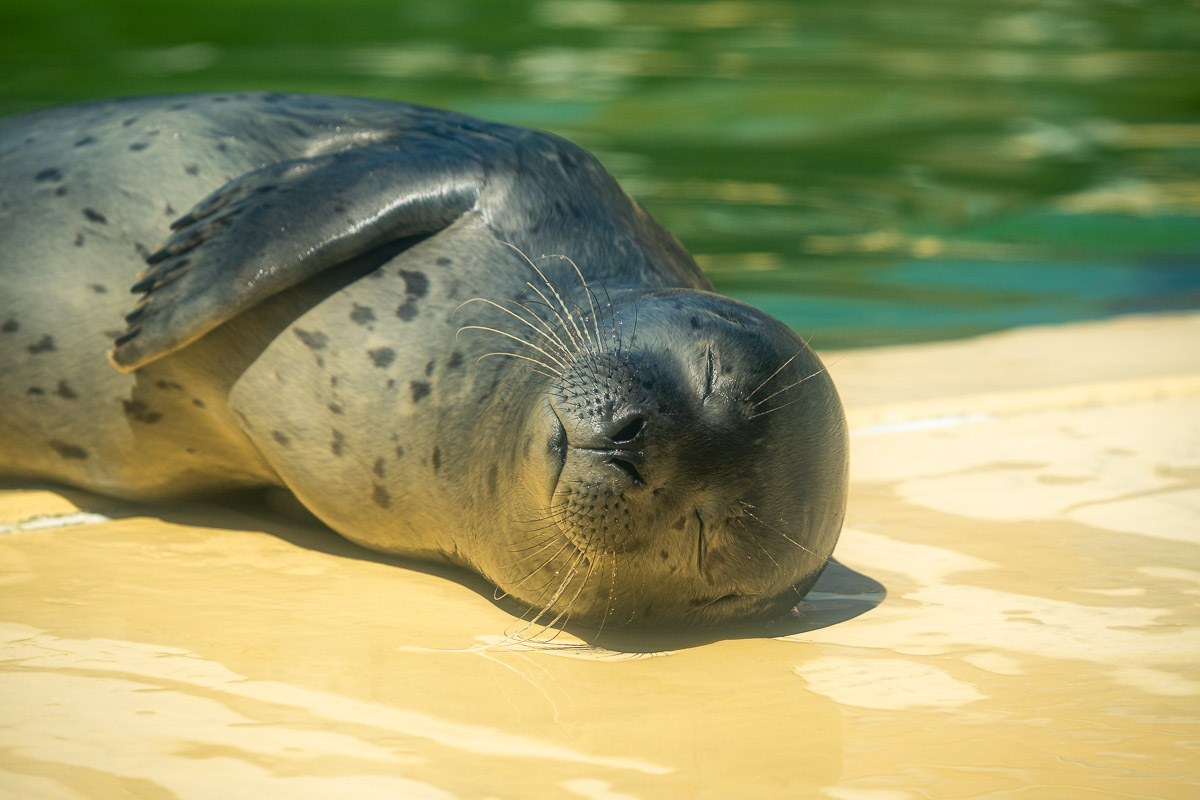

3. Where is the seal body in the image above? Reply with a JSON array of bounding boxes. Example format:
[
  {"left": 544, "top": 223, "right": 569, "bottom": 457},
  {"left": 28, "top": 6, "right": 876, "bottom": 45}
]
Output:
[{"left": 0, "top": 93, "right": 848, "bottom": 628}]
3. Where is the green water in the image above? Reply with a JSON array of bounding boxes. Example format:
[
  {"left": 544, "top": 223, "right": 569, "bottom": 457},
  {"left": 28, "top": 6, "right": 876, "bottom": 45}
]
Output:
[{"left": 3, "top": 0, "right": 1198, "bottom": 348}]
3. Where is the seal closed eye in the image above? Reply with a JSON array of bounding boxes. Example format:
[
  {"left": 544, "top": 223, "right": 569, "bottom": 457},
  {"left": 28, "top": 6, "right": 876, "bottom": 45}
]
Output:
[{"left": 0, "top": 92, "right": 848, "bottom": 630}]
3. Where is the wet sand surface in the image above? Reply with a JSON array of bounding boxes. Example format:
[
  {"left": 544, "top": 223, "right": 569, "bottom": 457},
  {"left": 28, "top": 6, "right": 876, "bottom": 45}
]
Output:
[{"left": 2, "top": 312, "right": 1197, "bottom": 799}]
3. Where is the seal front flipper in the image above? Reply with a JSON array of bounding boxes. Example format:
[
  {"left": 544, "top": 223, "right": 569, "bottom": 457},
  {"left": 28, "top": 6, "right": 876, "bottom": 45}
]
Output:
[{"left": 109, "top": 142, "right": 483, "bottom": 372}]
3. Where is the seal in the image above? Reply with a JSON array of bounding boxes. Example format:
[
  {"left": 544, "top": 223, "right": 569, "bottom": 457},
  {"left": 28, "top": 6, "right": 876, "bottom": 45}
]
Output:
[{"left": 0, "top": 92, "right": 848, "bottom": 629}]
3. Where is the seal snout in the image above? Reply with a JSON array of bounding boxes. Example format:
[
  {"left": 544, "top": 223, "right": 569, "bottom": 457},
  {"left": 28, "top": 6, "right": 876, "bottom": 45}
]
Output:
[{"left": 560, "top": 406, "right": 651, "bottom": 493}]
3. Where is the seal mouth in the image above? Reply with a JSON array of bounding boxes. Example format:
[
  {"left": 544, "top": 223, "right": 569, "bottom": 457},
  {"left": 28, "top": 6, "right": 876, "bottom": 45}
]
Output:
[
  {"left": 697, "top": 593, "right": 746, "bottom": 609},
  {"left": 546, "top": 398, "right": 568, "bottom": 503}
]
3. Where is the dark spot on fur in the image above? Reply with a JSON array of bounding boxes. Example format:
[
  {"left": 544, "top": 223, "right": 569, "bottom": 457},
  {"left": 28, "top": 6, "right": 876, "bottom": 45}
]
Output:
[
  {"left": 410, "top": 381, "right": 431, "bottom": 402},
  {"left": 671, "top": 516, "right": 687, "bottom": 531},
  {"left": 436, "top": 257, "right": 451, "bottom": 266},
  {"left": 27, "top": 387, "right": 44, "bottom": 396},
  {"left": 446, "top": 351, "right": 463, "bottom": 369},
  {"left": 386, "top": 379, "right": 396, "bottom": 389},
  {"left": 330, "top": 375, "right": 339, "bottom": 388},
  {"left": 82, "top": 208, "right": 107, "bottom": 224},
  {"left": 122, "top": 116, "right": 138, "bottom": 127},
  {"left": 164, "top": 203, "right": 175, "bottom": 217},
  {"left": 431, "top": 447, "right": 440, "bottom": 472},
  {"left": 272, "top": 431, "right": 291, "bottom": 447},
  {"left": 487, "top": 464, "right": 498, "bottom": 496},
  {"left": 690, "top": 317, "right": 701, "bottom": 329},
  {"left": 1, "top": 319, "right": 17, "bottom": 333},
  {"left": 55, "top": 186, "right": 67, "bottom": 197},
  {"left": 395, "top": 269, "right": 429, "bottom": 321},
  {"left": 54, "top": 381, "right": 77, "bottom": 400},
  {"left": 350, "top": 304, "right": 376, "bottom": 326},
  {"left": 185, "top": 164, "right": 200, "bottom": 175},
  {"left": 395, "top": 444, "right": 405, "bottom": 459},
  {"left": 74, "top": 233, "right": 85, "bottom": 247},
  {"left": 27, "top": 335, "right": 56, "bottom": 354},
  {"left": 331, "top": 429, "right": 345, "bottom": 456},
  {"left": 168, "top": 102, "right": 189, "bottom": 111},
  {"left": 192, "top": 398, "right": 206, "bottom": 408},
  {"left": 49, "top": 440, "right": 88, "bottom": 460},
  {"left": 89, "top": 283, "right": 108, "bottom": 294},
  {"left": 328, "top": 402, "right": 343, "bottom": 415},
  {"left": 74, "top": 136, "right": 95, "bottom": 147},
  {"left": 424, "top": 360, "right": 434, "bottom": 376},
  {"left": 399, "top": 269, "right": 429, "bottom": 298},
  {"left": 129, "top": 142, "right": 149, "bottom": 151},
  {"left": 121, "top": 399, "right": 162, "bottom": 424},
  {"left": 155, "top": 380, "right": 183, "bottom": 391},
  {"left": 373, "top": 457, "right": 386, "bottom": 478},
  {"left": 369, "top": 347, "right": 395, "bottom": 368},
  {"left": 372, "top": 483, "right": 391, "bottom": 508},
  {"left": 660, "top": 550, "right": 670, "bottom": 560},
  {"left": 294, "top": 328, "right": 328, "bottom": 350},
  {"left": 35, "top": 168, "right": 62, "bottom": 182}
]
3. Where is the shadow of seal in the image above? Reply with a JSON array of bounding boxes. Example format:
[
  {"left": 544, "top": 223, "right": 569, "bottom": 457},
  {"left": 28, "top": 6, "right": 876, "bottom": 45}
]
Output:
[{"left": 0, "top": 92, "right": 848, "bottom": 630}]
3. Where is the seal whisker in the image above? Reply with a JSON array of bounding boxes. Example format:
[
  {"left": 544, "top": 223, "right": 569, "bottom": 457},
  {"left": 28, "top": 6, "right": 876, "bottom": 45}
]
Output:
[
  {"left": 456, "top": 297, "right": 573, "bottom": 361},
  {"left": 520, "top": 282, "right": 581, "bottom": 353},
  {"left": 533, "top": 548, "right": 597, "bottom": 634},
  {"left": 509, "top": 536, "right": 578, "bottom": 594},
  {"left": 737, "top": 517, "right": 782, "bottom": 568},
  {"left": 474, "top": 352, "right": 560, "bottom": 379},
  {"left": 500, "top": 298, "right": 577, "bottom": 361},
  {"left": 601, "top": 547, "right": 619, "bottom": 632},
  {"left": 739, "top": 502, "right": 822, "bottom": 560},
  {"left": 746, "top": 347, "right": 805, "bottom": 401},
  {"left": 501, "top": 242, "right": 590, "bottom": 355},
  {"left": 545, "top": 253, "right": 604, "bottom": 356},
  {"left": 510, "top": 547, "right": 589, "bottom": 637},
  {"left": 533, "top": 274, "right": 592, "bottom": 358},
  {"left": 747, "top": 394, "right": 808, "bottom": 419},
  {"left": 508, "top": 294, "right": 588, "bottom": 365},
  {"left": 457, "top": 326, "right": 567, "bottom": 373},
  {"left": 751, "top": 365, "right": 829, "bottom": 408}
]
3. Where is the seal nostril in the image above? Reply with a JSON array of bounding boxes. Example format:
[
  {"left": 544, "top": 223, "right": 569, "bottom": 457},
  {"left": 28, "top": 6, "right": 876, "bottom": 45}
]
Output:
[
  {"left": 611, "top": 416, "right": 645, "bottom": 444},
  {"left": 609, "top": 457, "right": 644, "bottom": 485}
]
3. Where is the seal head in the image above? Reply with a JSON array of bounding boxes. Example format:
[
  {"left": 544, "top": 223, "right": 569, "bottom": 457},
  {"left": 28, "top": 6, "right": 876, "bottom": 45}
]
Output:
[{"left": 469, "top": 286, "right": 848, "bottom": 629}]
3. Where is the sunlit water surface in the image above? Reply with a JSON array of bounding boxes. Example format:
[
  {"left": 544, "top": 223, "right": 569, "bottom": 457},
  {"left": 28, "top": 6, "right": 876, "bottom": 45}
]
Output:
[{"left": 2, "top": 0, "right": 1197, "bottom": 347}]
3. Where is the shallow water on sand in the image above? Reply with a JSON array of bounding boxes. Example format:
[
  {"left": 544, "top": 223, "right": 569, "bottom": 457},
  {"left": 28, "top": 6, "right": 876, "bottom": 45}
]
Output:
[{"left": 2, "top": 313, "right": 1197, "bottom": 799}]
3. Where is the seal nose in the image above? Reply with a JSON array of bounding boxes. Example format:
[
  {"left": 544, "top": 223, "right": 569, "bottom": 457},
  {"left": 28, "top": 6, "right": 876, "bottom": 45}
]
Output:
[
  {"left": 600, "top": 408, "right": 648, "bottom": 486},
  {"left": 553, "top": 404, "right": 651, "bottom": 489},
  {"left": 608, "top": 410, "right": 647, "bottom": 446}
]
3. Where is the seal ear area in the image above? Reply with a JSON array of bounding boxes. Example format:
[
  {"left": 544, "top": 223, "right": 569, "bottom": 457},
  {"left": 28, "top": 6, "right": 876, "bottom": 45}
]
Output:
[{"left": 108, "top": 143, "right": 485, "bottom": 373}]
